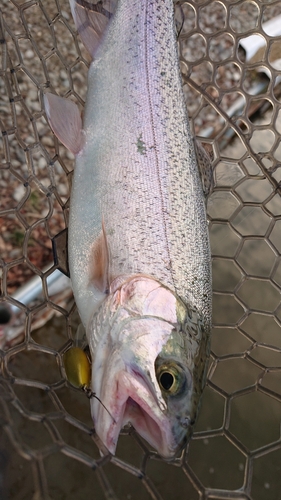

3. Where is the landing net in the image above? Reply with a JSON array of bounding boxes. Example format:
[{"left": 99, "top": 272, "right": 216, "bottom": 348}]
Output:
[{"left": 1, "top": 1, "right": 281, "bottom": 499}]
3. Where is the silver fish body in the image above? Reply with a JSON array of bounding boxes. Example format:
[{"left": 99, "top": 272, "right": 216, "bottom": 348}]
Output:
[
  {"left": 46, "top": 0, "right": 212, "bottom": 458},
  {"left": 70, "top": 0, "right": 211, "bottom": 326}
]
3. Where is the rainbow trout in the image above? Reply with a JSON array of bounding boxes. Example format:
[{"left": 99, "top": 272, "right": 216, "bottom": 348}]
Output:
[{"left": 45, "top": 0, "right": 212, "bottom": 458}]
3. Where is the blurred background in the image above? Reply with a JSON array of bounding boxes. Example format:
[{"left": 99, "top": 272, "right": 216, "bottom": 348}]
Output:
[{"left": 1, "top": 1, "right": 281, "bottom": 499}]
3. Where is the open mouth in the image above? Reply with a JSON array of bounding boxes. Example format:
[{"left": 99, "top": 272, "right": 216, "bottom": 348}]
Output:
[
  {"left": 125, "top": 396, "right": 165, "bottom": 444},
  {"left": 93, "top": 368, "right": 178, "bottom": 458}
]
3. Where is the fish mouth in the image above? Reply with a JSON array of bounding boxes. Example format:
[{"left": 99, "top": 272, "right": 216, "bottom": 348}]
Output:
[{"left": 91, "top": 368, "right": 179, "bottom": 459}]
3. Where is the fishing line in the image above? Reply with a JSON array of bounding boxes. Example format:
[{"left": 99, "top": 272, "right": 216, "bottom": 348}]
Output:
[{"left": 82, "top": 385, "right": 117, "bottom": 423}]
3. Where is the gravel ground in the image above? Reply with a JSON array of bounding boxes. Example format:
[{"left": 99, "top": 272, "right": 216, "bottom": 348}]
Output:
[{"left": 0, "top": 0, "right": 88, "bottom": 292}]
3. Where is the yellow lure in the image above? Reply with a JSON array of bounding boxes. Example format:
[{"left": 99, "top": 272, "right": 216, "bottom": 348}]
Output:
[{"left": 63, "top": 347, "right": 91, "bottom": 389}]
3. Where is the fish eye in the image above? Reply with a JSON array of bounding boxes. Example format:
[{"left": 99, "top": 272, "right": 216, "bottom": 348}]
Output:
[
  {"left": 156, "top": 361, "right": 187, "bottom": 396},
  {"left": 160, "top": 371, "right": 174, "bottom": 391}
]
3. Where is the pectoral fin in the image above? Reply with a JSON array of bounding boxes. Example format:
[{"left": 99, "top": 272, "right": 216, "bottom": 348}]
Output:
[
  {"left": 44, "top": 93, "right": 83, "bottom": 155},
  {"left": 90, "top": 220, "right": 110, "bottom": 294},
  {"left": 69, "top": 0, "right": 117, "bottom": 59}
]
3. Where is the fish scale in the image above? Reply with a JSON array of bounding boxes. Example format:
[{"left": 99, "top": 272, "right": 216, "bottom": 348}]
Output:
[{"left": 69, "top": 0, "right": 211, "bottom": 329}]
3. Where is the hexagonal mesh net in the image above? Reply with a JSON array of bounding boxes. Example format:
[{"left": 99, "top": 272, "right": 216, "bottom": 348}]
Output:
[{"left": 1, "top": 0, "right": 281, "bottom": 499}]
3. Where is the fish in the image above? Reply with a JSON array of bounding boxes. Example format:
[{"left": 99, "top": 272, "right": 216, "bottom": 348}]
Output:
[{"left": 44, "top": 0, "right": 212, "bottom": 459}]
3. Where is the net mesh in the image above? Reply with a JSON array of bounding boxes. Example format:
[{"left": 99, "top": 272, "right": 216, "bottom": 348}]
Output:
[{"left": 1, "top": 1, "right": 281, "bottom": 499}]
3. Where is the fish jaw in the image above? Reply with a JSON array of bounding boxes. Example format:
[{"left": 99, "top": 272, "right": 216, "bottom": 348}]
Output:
[
  {"left": 88, "top": 276, "right": 209, "bottom": 459},
  {"left": 91, "top": 356, "right": 183, "bottom": 458}
]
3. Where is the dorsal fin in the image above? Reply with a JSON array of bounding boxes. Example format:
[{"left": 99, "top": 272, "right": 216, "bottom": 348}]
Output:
[
  {"left": 174, "top": 3, "right": 184, "bottom": 38},
  {"left": 194, "top": 139, "right": 214, "bottom": 199},
  {"left": 69, "top": 0, "right": 118, "bottom": 59},
  {"left": 90, "top": 219, "right": 110, "bottom": 294}
]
